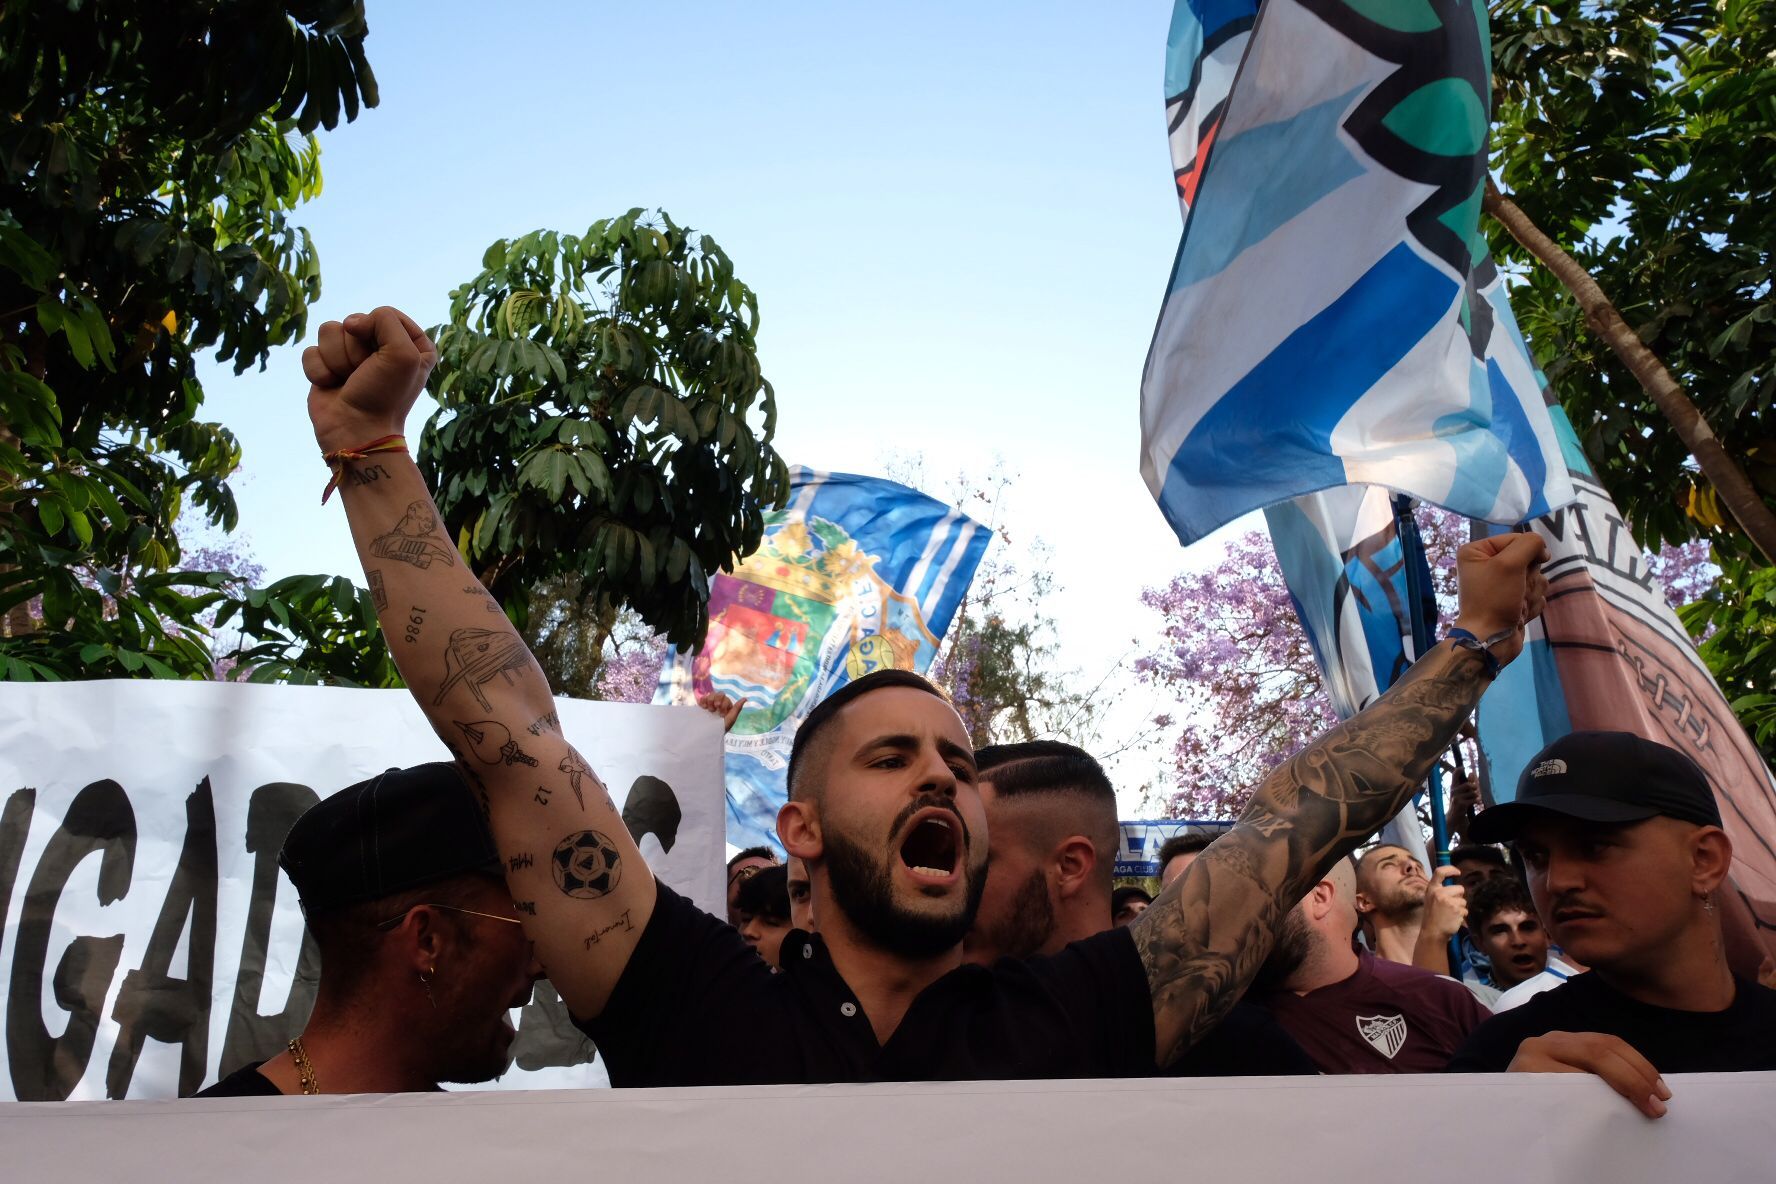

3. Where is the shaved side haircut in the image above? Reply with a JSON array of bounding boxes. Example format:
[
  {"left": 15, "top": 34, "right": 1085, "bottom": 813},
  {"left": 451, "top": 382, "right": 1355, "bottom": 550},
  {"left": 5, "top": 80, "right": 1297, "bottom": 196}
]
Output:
[
  {"left": 977, "top": 741, "right": 1119, "bottom": 891},
  {"left": 786, "top": 669, "right": 951, "bottom": 802}
]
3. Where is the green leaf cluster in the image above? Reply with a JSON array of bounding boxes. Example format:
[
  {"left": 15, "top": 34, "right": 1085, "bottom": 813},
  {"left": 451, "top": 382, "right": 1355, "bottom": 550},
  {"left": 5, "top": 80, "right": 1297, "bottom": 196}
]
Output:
[
  {"left": 1491, "top": 0, "right": 1776, "bottom": 555},
  {"left": 424, "top": 211, "right": 790, "bottom": 650},
  {"left": 0, "top": 2, "right": 383, "bottom": 683}
]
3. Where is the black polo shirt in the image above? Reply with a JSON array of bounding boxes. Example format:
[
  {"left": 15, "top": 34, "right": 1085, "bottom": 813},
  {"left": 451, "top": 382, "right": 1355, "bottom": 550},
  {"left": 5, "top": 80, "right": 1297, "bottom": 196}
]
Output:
[{"left": 578, "top": 880, "right": 1157, "bottom": 1087}]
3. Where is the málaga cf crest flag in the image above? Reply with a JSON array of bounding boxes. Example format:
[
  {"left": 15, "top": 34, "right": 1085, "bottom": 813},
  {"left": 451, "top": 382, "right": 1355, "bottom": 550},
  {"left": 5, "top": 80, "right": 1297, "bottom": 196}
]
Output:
[
  {"left": 656, "top": 468, "right": 990, "bottom": 850},
  {"left": 1141, "top": 0, "right": 1575, "bottom": 545}
]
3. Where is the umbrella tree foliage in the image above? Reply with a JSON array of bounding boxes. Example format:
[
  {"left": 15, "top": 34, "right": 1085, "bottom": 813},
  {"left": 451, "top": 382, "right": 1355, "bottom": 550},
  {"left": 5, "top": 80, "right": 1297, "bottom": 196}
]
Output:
[{"left": 423, "top": 211, "right": 790, "bottom": 653}]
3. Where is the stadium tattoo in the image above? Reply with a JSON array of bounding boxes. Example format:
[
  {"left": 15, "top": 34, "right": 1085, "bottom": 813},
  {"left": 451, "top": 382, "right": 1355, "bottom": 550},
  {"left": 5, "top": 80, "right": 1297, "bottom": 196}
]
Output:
[
  {"left": 370, "top": 501, "right": 458, "bottom": 570},
  {"left": 552, "top": 829, "right": 622, "bottom": 899},
  {"left": 1131, "top": 643, "right": 1488, "bottom": 1067},
  {"left": 454, "top": 719, "right": 540, "bottom": 767},
  {"left": 435, "top": 628, "right": 531, "bottom": 710},
  {"left": 582, "top": 910, "right": 634, "bottom": 950}
]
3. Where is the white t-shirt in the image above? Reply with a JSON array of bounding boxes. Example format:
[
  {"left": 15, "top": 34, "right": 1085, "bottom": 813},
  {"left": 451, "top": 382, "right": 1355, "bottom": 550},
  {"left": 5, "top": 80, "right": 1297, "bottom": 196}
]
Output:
[{"left": 1491, "top": 956, "right": 1581, "bottom": 1012}]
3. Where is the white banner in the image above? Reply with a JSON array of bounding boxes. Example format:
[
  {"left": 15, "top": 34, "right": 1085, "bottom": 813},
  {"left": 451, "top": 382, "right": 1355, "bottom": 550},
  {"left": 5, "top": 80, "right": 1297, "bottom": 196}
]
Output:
[
  {"left": 1, "top": 1073, "right": 1769, "bottom": 1182},
  {"left": 0, "top": 681, "right": 725, "bottom": 1101}
]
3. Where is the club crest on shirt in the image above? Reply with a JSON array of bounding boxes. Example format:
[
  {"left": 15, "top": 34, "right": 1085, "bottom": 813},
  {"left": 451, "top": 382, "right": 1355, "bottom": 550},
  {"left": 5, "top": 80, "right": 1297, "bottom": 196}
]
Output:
[{"left": 1356, "top": 1013, "right": 1408, "bottom": 1060}]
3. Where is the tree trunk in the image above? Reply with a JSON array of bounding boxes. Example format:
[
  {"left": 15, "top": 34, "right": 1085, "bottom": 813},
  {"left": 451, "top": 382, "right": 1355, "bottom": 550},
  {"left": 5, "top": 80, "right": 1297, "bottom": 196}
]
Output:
[{"left": 1483, "top": 178, "right": 1776, "bottom": 566}]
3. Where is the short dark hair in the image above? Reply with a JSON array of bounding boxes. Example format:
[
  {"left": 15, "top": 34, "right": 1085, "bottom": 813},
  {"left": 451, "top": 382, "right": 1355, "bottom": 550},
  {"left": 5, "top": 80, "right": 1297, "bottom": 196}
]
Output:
[
  {"left": 1467, "top": 876, "right": 1537, "bottom": 933},
  {"left": 733, "top": 863, "right": 790, "bottom": 924},
  {"left": 1157, "top": 832, "right": 1214, "bottom": 869},
  {"left": 305, "top": 870, "right": 501, "bottom": 997},
  {"left": 1111, "top": 885, "right": 1152, "bottom": 917},
  {"left": 727, "top": 846, "right": 777, "bottom": 875},
  {"left": 976, "top": 741, "right": 1114, "bottom": 804},
  {"left": 786, "top": 669, "right": 950, "bottom": 801},
  {"left": 1450, "top": 843, "right": 1508, "bottom": 870}
]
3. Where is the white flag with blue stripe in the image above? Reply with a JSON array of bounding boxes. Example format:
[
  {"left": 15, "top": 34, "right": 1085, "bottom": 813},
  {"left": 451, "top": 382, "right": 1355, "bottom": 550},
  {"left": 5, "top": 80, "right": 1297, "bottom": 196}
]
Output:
[{"left": 1141, "top": 0, "right": 1575, "bottom": 545}]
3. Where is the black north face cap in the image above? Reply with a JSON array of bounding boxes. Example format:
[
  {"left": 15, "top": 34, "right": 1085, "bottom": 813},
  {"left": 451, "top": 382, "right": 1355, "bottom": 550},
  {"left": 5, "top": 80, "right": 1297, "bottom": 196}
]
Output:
[
  {"left": 280, "top": 762, "right": 501, "bottom": 914},
  {"left": 1469, "top": 731, "right": 1723, "bottom": 843}
]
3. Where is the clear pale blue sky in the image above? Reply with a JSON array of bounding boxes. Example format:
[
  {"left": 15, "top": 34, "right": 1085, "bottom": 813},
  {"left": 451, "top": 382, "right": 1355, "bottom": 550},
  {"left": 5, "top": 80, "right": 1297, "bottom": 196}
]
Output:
[{"left": 203, "top": 0, "right": 1242, "bottom": 802}]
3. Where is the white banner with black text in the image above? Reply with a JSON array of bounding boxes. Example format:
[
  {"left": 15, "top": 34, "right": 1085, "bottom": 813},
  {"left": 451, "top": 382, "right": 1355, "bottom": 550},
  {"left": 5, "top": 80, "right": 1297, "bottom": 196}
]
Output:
[{"left": 0, "top": 681, "right": 725, "bottom": 1100}]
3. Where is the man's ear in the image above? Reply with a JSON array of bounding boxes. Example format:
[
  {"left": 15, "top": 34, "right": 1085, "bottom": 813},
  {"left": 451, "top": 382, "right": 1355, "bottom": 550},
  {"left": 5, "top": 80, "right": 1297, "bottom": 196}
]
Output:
[
  {"left": 396, "top": 906, "right": 450, "bottom": 975},
  {"left": 1051, "top": 835, "right": 1097, "bottom": 900},
  {"left": 1690, "top": 825, "right": 1734, "bottom": 897},
  {"left": 1352, "top": 887, "right": 1377, "bottom": 917},
  {"left": 779, "top": 799, "right": 822, "bottom": 861},
  {"left": 1306, "top": 879, "right": 1335, "bottom": 922}
]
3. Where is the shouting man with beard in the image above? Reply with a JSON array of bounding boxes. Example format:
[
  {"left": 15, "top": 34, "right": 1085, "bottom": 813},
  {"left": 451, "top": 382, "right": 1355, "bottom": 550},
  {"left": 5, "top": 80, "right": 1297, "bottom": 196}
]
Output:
[{"left": 300, "top": 307, "right": 1548, "bottom": 1086}]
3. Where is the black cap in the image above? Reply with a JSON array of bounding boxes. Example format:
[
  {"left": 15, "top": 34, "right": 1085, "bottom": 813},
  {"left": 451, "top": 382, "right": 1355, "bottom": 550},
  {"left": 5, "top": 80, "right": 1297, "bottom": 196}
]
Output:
[
  {"left": 1469, "top": 731, "right": 1723, "bottom": 843},
  {"left": 280, "top": 763, "right": 501, "bottom": 914}
]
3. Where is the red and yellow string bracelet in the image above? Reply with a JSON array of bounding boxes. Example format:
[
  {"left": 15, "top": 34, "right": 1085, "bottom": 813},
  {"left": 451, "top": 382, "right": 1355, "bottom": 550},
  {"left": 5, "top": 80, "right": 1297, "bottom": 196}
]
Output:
[{"left": 320, "top": 434, "right": 408, "bottom": 504}]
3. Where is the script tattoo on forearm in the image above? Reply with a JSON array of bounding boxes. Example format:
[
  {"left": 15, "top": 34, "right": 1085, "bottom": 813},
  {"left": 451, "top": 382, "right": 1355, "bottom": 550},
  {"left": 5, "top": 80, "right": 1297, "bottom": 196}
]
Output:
[
  {"left": 582, "top": 910, "right": 634, "bottom": 950},
  {"left": 1132, "top": 643, "right": 1489, "bottom": 1066},
  {"left": 346, "top": 463, "right": 392, "bottom": 487},
  {"left": 402, "top": 604, "right": 428, "bottom": 644},
  {"left": 552, "top": 830, "right": 622, "bottom": 899},
  {"left": 370, "top": 501, "right": 458, "bottom": 570}
]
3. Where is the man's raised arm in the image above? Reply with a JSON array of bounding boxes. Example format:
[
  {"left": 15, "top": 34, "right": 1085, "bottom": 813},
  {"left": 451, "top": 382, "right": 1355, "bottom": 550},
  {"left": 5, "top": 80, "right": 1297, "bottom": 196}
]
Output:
[
  {"left": 1132, "top": 532, "right": 1549, "bottom": 1066},
  {"left": 302, "top": 307, "right": 653, "bottom": 1019}
]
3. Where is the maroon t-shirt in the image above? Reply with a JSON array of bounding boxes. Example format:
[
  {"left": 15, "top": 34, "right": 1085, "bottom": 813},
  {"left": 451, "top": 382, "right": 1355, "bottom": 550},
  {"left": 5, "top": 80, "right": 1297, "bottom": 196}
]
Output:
[{"left": 1258, "top": 952, "right": 1490, "bottom": 1073}]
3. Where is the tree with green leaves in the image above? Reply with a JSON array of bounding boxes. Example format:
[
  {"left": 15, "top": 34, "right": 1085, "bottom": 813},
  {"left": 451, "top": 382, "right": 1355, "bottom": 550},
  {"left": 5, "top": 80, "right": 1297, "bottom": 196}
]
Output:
[
  {"left": 422, "top": 211, "right": 790, "bottom": 654},
  {"left": 0, "top": 1, "right": 385, "bottom": 681},
  {"left": 1488, "top": 0, "right": 1776, "bottom": 749}
]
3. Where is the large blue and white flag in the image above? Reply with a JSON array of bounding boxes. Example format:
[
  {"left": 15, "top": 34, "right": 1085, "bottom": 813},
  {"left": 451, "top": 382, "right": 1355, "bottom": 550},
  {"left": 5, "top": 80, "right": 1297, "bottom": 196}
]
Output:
[
  {"left": 1142, "top": 0, "right": 1575, "bottom": 545},
  {"left": 656, "top": 468, "right": 991, "bottom": 850}
]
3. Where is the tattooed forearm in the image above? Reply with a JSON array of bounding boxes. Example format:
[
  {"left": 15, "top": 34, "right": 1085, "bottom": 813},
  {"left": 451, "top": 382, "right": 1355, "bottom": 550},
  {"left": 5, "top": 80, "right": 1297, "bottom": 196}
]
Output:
[
  {"left": 583, "top": 910, "right": 634, "bottom": 950},
  {"left": 1134, "top": 642, "right": 1491, "bottom": 1066},
  {"left": 553, "top": 830, "right": 622, "bottom": 898},
  {"left": 371, "top": 500, "right": 458, "bottom": 569},
  {"left": 454, "top": 719, "right": 540, "bottom": 767}
]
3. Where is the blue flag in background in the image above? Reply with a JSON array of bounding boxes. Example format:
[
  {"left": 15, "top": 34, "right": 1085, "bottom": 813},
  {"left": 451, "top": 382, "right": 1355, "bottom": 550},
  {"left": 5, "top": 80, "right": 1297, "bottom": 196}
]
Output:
[
  {"left": 1141, "top": 0, "right": 1576, "bottom": 545},
  {"left": 656, "top": 468, "right": 990, "bottom": 851}
]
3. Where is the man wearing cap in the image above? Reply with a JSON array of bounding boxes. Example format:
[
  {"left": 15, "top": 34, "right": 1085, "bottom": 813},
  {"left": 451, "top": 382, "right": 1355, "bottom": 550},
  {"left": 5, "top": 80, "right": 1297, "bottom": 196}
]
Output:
[
  {"left": 196, "top": 764, "right": 542, "bottom": 1096},
  {"left": 299, "top": 305, "right": 1549, "bottom": 1085},
  {"left": 1449, "top": 731, "right": 1776, "bottom": 1115}
]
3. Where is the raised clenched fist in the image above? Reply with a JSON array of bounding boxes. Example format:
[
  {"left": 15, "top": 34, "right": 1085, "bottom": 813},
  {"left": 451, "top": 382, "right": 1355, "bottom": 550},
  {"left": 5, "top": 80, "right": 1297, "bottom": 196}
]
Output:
[
  {"left": 1451, "top": 532, "right": 1551, "bottom": 669},
  {"left": 303, "top": 306, "right": 437, "bottom": 455}
]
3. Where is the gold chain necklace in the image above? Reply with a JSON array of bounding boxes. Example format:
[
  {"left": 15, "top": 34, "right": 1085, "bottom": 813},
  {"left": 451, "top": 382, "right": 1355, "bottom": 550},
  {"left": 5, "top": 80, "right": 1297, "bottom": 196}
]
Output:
[{"left": 287, "top": 1037, "right": 320, "bottom": 1095}]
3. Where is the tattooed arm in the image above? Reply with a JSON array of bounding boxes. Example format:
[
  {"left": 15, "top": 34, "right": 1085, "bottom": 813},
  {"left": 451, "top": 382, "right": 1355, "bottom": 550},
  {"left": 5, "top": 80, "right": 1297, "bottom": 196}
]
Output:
[
  {"left": 302, "top": 308, "right": 654, "bottom": 1019},
  {"left": 1131, "top": 532, "right": 1549, "bottom": 1066}
]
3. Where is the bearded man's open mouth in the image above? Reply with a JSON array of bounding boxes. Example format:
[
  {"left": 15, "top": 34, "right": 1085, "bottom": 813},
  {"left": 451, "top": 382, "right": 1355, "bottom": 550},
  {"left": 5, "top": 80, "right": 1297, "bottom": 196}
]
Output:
[{"left": 897, "top": 807, "right": 962, "bottom": 886}]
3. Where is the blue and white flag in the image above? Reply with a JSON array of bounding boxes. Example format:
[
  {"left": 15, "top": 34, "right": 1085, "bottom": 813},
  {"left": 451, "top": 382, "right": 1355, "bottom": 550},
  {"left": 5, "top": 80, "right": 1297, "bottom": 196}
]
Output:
[
  {"left": 656, "top": 468, "right": 991, "bottom": 851},
  {"left": 1266, "top": 486, "right": 1439, "bottom": 851},
  {"left": 1141, "top": 0, "right": 1576, "bottom": 546}
]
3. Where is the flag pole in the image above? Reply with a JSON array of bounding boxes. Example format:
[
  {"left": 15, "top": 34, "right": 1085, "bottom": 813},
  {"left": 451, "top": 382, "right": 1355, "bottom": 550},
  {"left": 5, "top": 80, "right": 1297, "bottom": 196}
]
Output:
[{"left": 1392, "top": 496, "right": 1461, "bottom": 974}]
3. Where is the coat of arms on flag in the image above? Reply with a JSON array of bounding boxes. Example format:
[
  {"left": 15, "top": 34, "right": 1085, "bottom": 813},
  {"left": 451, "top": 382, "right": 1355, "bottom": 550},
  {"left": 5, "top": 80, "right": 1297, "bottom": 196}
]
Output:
[{"left": 657, "top": 468, "right": 990, "bottom": 849}]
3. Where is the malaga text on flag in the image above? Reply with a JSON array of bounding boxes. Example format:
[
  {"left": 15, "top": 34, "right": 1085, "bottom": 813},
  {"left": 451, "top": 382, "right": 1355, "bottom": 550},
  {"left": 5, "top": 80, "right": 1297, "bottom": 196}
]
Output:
[
  {"left": 655, "top": 468, "right": 990, "bottom": 850},
  {"left": 1141, "top": 0, "right": 1575, "bottom": 546},
  {"left": 1474, "top": 417, "right": 1776, "bottom": 959}
]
